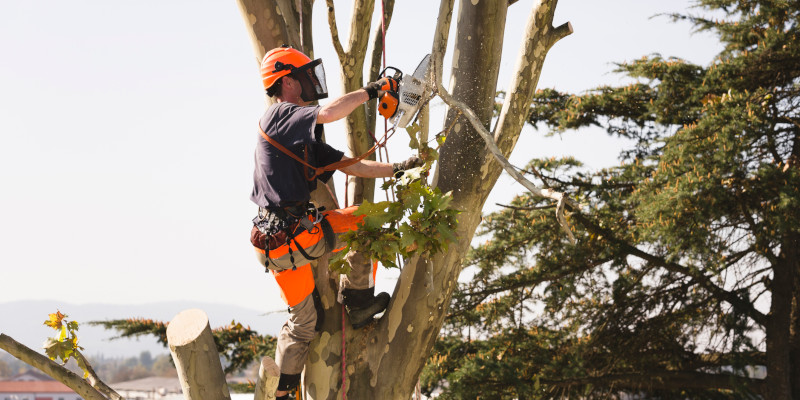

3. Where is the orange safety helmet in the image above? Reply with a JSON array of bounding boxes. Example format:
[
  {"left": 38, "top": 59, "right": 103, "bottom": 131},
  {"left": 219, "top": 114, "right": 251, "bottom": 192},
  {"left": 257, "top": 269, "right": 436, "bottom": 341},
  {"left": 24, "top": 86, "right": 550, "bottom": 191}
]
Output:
[{"left": 261, "top": 46, "right": 328, "bottom": 101}]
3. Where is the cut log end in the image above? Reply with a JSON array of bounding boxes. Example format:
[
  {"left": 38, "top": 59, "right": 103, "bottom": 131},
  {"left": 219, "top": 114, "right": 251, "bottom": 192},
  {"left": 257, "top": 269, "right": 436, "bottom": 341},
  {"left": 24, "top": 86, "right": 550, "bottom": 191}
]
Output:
[
  {"left": 166, "top": 309, "right": 210, "bottom": 347},
  {"left": 260, "top": 356, "right": 281, "bottom": 377}
]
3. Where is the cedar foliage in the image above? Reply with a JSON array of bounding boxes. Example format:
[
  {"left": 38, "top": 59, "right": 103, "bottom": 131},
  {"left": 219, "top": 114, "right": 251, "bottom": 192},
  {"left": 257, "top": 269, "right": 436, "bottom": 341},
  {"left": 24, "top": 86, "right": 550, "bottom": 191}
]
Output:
[
  {"left": 423, "top": 0, "right": 799, "bottom": 398},
  {"left": 91, "top": 318, "right": 275, "bottom": 374}
]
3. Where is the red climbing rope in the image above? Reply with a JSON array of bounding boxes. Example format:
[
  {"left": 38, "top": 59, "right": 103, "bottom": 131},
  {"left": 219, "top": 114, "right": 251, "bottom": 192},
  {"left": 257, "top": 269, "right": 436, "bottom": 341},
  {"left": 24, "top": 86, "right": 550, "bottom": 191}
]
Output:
[{"left": 341, "top": 303, "right": 347, "bottom": 399}]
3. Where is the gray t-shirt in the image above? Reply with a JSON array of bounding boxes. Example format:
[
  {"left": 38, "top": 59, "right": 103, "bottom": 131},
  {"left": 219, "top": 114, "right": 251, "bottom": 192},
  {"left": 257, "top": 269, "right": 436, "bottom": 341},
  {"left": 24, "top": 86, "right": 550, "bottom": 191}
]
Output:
[{"left": 251, "top": 102, "right": 344, "bottom": 208}]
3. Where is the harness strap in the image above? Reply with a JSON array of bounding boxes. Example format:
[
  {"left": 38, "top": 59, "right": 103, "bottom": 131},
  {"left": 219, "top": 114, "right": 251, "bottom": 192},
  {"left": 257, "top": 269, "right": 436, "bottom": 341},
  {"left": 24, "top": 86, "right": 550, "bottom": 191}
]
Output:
[
  {"left": 288, "top": 217, "right": 336, "bottom": 263},
  {"left": 258, "top": 124, "right": 380, "bottom": 181}
]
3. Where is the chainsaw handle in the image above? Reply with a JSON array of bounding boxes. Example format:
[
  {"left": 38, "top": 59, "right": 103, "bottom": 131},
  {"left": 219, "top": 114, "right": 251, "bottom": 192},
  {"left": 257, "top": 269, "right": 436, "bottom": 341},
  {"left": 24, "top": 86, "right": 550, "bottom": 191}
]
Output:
[{"left": 379, "top": 66, "right": 403, "bottom": 81}]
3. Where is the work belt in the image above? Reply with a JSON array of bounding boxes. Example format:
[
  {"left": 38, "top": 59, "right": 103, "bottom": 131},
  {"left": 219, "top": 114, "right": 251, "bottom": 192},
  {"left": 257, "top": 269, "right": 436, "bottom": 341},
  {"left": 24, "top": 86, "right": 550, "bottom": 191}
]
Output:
[{"left": 251, "top": 203, "right": 336, "bottom": 270}]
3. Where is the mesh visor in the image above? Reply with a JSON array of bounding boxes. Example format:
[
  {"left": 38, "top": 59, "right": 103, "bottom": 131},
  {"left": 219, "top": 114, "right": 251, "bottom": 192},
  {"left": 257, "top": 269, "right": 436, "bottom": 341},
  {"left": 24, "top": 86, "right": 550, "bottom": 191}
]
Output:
[{"left": 295, "top": 59, "right": 328, "bottom": 101}]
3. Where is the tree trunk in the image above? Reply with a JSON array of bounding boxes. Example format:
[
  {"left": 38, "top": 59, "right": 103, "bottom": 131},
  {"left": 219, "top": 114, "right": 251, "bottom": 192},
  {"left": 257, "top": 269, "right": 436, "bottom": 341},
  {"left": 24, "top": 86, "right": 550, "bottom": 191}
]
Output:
[
  {"left": 236, "top": 0, "right": 570, "bottom": 398},
  {"left": 167, "top": 309, "right": 231, "bottom": 400},
  {"left": 766, "top": 236, "right": 797, "bottom": 399}
]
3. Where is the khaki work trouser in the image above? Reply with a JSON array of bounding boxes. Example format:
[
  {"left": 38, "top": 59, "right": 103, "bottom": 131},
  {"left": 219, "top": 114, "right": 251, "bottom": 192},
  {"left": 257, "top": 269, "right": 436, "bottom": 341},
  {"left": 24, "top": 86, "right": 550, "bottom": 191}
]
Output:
[{"left": 254, "top": 206, "right": 377, "bottom": 375}]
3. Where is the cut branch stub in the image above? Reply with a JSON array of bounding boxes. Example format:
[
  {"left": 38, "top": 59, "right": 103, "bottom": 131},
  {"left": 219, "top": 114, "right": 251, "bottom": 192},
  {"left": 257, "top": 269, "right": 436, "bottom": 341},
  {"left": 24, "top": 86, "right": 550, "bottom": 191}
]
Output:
[
  {"left": 254, "top": 356, "right": 280, "bottom": 400},
  {"left": 167, "top": 309, "right": 231, "bottom": 400}
]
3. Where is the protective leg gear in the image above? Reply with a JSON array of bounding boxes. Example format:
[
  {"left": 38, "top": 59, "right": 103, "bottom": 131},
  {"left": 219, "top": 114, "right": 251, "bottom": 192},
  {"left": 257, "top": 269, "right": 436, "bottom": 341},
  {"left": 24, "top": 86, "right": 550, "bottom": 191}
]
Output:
[
  {"left": 257, "top": 205, "right": 391, "bottom": 387},
  {"left": 274, "top": 295, "right": 317, "bottom": 376},
  {"left": 342, "top": 287, "right": 390, "bottom": 329}
]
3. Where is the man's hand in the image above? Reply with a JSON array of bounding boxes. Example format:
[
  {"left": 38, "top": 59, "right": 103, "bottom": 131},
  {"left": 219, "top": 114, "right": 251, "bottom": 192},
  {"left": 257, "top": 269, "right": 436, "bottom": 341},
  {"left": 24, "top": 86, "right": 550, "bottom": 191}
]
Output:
[
  {"left": 362, "top": 77, "right": 394, "bottom": 100},
  {"left": 392, "top": 156, "right": 424, "bottom": 178}
]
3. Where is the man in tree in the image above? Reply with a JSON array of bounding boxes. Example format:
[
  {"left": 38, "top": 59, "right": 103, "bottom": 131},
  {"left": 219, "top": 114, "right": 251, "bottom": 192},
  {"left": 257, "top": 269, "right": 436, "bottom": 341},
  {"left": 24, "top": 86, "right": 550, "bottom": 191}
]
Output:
[{"left": 249, "top": 45, "right": 421, "bottom": 398}]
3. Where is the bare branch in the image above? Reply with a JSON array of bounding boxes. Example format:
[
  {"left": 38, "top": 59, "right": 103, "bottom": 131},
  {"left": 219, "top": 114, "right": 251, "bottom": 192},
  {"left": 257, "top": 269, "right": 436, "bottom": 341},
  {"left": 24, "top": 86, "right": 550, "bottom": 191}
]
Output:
[
  {"left": 570, "top": 212, "right": 769, "bottom": 326},
  {"left": 325, "top": 0, "right": 345, "bottom": 59},
  {"left": 548, "top": 21, "right": 573, "bottom": 48},
  {"left": 366, "top": 0, "right": 396, "bottom": 131},
  {"left": 496, "top": 202, "right": 555, "bottom": 210},
  {"left": 541, "top": 370, "right": 765, "bottom": 393},
  {"left": 0, "top": 334, "right": 108, "bottom": 400},
  {"left": 276, "top": 0, "right": 302, "bottom": 47}
]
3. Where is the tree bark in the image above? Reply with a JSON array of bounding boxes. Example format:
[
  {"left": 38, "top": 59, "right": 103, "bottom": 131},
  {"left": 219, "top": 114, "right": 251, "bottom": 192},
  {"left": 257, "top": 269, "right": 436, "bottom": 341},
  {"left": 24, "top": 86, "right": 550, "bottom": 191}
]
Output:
[
  {"left": 167, "top": 309, "right": 231, "bottom": 400},
  {"left": 766, "top": 238, "right": 798, "bottom": 400},
  {"left": 767, "top": 234, "right": 799, "bottom": 399},
  {"left": 325, "top": 0, "right": 377, "bottom": 205},
  {"left": 236, "top": 0, "right": 570, "bottom": 398},
  {"left": 236, "top": 0, "right": 293, "bottom": 61}
]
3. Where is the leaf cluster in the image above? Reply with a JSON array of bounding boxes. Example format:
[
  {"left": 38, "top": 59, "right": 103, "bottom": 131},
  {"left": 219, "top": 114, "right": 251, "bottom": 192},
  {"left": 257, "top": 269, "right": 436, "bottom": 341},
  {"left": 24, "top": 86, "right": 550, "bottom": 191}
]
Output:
[
  {"left": 42, "top": 311, "right": 90, "bottom": 378},
  {"left": 330, "top": 167, "right": 460, "bottom": 273}
]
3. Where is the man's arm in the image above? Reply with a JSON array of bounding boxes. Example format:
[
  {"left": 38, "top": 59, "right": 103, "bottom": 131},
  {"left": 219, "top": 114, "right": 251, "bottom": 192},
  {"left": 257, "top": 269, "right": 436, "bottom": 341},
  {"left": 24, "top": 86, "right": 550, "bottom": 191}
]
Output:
[
  {"left": 339, "top": 158, "right": 394, "bottom": 178},
  {"left": 339, "top": 156, "right": 424, "bottom": 178},
  {"left": 317, "top": 90, "right": 370, "bottom": 124}
]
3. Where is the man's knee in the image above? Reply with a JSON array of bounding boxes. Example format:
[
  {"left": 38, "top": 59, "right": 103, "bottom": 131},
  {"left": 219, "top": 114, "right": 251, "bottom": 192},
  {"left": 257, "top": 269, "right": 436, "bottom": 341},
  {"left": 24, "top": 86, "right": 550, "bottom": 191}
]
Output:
[{"left": 287, "top": 295, "right": 319, "bottom": 341}]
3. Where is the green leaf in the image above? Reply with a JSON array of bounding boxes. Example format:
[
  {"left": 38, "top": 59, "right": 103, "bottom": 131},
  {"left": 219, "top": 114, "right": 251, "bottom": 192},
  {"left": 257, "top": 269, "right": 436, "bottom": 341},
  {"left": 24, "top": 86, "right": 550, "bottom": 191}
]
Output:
[{"left": 42, "top": 338, "right": 73, "bottom": 363}]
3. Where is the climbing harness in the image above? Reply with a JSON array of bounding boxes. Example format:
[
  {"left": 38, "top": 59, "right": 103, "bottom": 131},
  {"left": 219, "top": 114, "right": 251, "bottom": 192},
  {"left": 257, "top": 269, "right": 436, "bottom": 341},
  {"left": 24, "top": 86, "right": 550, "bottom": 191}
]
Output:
[
  {"left": 251, "top": 203, "right": 336, "bottom": 271},
  {"left": 258, "top": 124, "right": 383, "bottom": 182}
]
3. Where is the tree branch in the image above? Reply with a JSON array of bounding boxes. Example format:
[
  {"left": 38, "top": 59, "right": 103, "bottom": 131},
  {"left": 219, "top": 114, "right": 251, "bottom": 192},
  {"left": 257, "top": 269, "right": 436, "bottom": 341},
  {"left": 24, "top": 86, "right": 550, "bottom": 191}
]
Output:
[
  {"left": 570, "top": 212, "right": 769, "bottom": 326},
  {"left": 73, "top": 350, "right": 124, "bottom": 400},
  {"left": 325, "top": 0, "right": 345, "bottom": 60},
  {"left": 276, "top": 0, "right": 302, "bottom": 48},
  {"left": 366, "top": 0, "right": 395, "bottom": 131},
  {"left": 0, "top": 334, "right": 108, "bottom": 400},
  {"left": 548, "top": 21, "right": 573, "bottom": 48},
  {"left": 540, "top": 370, "right": 765, "bottom": 393},
  {"left": 430, "top": 0, "right": 576, "bottom": 243},
  {"left": 433, "top": 78, "right": 577, "bottom": 242}
]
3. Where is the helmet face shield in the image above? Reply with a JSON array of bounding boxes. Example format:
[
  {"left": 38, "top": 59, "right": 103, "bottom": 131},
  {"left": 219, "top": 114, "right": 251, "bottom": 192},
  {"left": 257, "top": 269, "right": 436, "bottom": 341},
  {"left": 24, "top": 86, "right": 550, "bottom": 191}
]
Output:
[{"left": 293, "top": 59, "right": 328, "bottom": 102}]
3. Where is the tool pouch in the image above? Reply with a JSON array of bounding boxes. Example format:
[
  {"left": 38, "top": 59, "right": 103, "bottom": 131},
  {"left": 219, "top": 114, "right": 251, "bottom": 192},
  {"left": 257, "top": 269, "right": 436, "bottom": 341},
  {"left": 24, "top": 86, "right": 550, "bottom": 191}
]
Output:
[{"left": 251, "top": 205, "right": 336, "bottom": 271}]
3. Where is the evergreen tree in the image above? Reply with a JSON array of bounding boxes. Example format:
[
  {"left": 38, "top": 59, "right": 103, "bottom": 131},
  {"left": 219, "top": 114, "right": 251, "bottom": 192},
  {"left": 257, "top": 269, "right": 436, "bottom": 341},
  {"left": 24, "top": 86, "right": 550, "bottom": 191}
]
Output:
[{"left": 425, "top": 0, "right": 799, "bottom": 398}]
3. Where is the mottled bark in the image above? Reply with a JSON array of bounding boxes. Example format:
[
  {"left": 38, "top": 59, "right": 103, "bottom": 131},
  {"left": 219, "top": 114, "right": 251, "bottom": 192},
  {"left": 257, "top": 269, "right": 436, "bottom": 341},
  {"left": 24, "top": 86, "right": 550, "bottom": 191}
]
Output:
[
  {"left": 236, "top": 0, "right": 293, "bottom": 61},
  {"left": 326, "top": 0, "right": 378, "bottom": 205},
  {"left": 365, "top": 0, "right": 396, "bottom": 138},
  {"left": 237, "top": 0, "right": 570, "bottom": 398}
]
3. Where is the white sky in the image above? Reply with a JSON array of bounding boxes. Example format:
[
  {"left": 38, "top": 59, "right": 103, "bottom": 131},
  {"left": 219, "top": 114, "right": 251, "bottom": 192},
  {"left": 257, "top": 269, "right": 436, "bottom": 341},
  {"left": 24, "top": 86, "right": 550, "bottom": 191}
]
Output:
[{"left": 0, "top": 0, "right": 722, "bottom": 313}]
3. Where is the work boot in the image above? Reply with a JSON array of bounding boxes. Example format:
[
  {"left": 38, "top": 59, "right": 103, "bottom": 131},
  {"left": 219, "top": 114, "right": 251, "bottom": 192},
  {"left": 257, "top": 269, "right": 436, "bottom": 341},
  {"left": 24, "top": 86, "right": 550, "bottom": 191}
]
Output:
[{"left": 342, "top": 287, "right": 390, "bottom": 329}]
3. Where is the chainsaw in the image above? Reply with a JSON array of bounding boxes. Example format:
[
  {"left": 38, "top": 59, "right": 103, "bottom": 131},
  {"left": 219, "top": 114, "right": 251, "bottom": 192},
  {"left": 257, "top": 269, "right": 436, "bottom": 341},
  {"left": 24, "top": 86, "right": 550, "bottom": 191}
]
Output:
[{"left": 377, "top": 54, "right": 432, "bottom": 129}]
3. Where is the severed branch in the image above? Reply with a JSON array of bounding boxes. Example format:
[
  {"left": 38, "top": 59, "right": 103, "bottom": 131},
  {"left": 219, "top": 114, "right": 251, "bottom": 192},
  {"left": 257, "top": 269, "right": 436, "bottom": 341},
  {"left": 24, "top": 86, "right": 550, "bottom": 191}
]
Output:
[
  {"left": 430, "top": 0, "right": 577, "bottom": 243},
  {"left": 0, "top": 334, "right": 109, "bottom": 400},
  {"left": 497, "top": 202, "right": 556, "bottom": 210}
]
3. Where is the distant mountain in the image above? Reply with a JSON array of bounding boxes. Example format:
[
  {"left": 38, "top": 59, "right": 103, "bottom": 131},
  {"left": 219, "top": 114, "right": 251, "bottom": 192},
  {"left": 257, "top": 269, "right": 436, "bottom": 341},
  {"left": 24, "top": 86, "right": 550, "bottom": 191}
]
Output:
[{"left": 0, "top": 300, "right": 287, "bottom": 358}]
